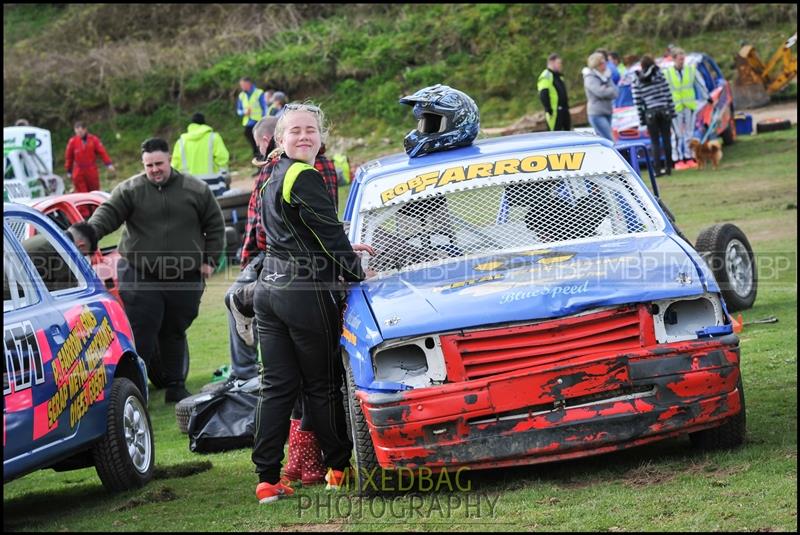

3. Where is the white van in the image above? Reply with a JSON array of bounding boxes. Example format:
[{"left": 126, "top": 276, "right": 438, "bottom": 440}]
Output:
[{"left": 3, "top": 126, "right": 64, "bottom": 201}]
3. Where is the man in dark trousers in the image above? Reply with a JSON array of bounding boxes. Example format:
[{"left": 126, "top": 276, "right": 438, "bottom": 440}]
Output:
[
  {"left": 89, "top": 138, "right": 225, "bottom": 402},
  {"left": 537, "top": 53, "right": 571, "bottom": 131}
]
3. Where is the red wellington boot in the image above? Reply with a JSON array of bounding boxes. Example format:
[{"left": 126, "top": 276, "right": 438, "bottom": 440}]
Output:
[
  {"left": 298, "top": 429, "right": 326, "bottom": 486},
  {"left": 281, "top": 419, "right": 303, "bottom": 482}
]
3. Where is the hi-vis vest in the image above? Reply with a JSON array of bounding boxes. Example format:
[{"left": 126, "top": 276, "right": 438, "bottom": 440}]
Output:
[
  {"left": 332, "top": 154, "right": 351, "bottom": 185},
  {"left": 179, "top": 133, "right": 227, "bottom": 197},
  {"left": 665, "top": 65, "right": 698, "bottom": 112},
  {"left": 179, "top": 133, "right": 217, "bottom": 175},
  {"left": 537, "top": 69, "right": 559, "bottom": 130},
  {"left": 239, "top": 88, "right": 265, "bottom": 126}
]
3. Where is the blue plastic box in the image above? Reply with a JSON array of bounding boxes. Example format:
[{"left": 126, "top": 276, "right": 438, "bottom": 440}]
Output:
[{"left": 735, "top": 113, "right": 753, "bottom": 135}]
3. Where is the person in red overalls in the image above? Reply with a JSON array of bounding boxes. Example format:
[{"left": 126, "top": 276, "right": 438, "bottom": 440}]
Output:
[{"left": 64, "top": 121, "right": 116, "bottom": 193}]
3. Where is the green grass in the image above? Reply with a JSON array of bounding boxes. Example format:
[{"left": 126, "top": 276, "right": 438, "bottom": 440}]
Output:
[
  {"left": 3, "top": 128, "right": 796, "bottom": 531},
  {"left": 2, "top": 4, "right": 66, "bottom": 46}
]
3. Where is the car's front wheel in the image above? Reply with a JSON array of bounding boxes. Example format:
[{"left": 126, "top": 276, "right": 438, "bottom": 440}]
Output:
[
  {"left": 343, "top": 355, "right": 395, "bottom": 495},
  {"left": 92, "top": 377, "right": 155, "bottom": 491},
  {"left": 689, "top": 377, "right": 746, "bottom": 450}
]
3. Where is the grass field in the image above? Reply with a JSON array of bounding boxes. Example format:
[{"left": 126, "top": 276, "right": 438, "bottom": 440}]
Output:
[{"left": 3, "top": 127, "right": 797, "bottom": 531}]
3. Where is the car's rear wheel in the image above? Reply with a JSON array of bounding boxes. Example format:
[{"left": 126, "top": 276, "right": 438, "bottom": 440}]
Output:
[
  {"left": 343, "top": 355, "right": 395, "bottom": 495},
  {"left": 695, "top": 223, "right": 758, "bottom": 312},
  {"left": 721, "top": 109, "right": 736, "bottom": 146},
  {"left": 92, "top": 377, "right": 155, "bottom": 491},
  {"left": 689, "top": 377, "right": 746, "bottom": 450}
]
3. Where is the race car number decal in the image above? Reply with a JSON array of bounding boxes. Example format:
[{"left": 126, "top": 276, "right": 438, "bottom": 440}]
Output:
[
  {"left": 3, "top": 320, "right": 45, "bottom": 396},
  {"left": 380, "top": 152, "right": 586, "bottom": 204}
]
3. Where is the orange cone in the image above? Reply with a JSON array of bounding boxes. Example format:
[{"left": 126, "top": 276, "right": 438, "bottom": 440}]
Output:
[{"left": 731, "top": 313, "right": 744, "bottom": 333}]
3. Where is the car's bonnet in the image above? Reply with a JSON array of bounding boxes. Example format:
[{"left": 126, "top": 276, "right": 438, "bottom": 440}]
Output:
[{"left": 361, "top": 233, "right": 708, "bottom": 340}]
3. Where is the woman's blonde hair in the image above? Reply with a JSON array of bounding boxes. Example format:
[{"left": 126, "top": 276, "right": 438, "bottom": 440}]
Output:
[
  {"left": 587, "top": 52, "right": 605, "bottom": 70},
  {"left": 269, "top": 101, "right": 329, "bottom": 160}
]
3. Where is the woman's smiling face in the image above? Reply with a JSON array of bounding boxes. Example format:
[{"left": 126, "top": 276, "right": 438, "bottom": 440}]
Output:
[{"left": 278, "top": 110, "right": 321, "bottom": 164}]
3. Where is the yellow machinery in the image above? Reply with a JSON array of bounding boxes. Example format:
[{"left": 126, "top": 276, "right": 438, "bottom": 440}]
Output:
[{"left": 733, "top": 32, "right": 797, "bottom": 109}]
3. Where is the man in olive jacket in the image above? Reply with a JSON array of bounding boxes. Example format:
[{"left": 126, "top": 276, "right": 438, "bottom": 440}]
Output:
[{"left": 89, "top": 138, "right": 225, "bottom": 403}]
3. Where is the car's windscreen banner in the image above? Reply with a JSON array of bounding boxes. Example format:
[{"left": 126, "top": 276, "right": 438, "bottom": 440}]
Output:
[{"left": 359, "top": 145, "right": 631, "bottom": 210}]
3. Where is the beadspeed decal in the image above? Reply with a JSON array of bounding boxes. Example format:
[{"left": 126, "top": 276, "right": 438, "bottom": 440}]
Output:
[
  {"left": 438, "top": 251, "right": 577, "bottom": 294},
  {"left": 379, "top": 152, "right": 586, "bottom": 204}
]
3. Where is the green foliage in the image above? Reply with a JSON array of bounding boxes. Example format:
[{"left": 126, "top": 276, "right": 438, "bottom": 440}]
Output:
[
  {"left": 620, "top": 3, "right": 797, "bottom": 38},
  {"left": 3, "top": 3, "right": 798, "bottom": 174},
  {"left": 2, "top": 3, "right": 66, "bottom": 45}
]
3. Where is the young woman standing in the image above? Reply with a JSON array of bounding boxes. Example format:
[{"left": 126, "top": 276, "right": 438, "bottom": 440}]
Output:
[{"left": 250, "top": 103, "right": 373, "bottom": 503}]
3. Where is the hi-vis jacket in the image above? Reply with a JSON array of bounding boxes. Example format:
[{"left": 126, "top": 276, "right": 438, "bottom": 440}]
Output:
[{"left": 171, "top": 123, "right": 229, "bottom": 176}]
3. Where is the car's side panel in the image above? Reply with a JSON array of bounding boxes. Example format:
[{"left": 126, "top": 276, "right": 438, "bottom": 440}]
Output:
[
  {"left": 341, "top": 288, "right": 384, "bottom": 389},
  {"left": 3, "top": 204, "right": 145, "bottom": 483}
]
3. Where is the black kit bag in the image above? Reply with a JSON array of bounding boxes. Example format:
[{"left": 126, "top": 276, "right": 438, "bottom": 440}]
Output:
[{"left": 188, "top": 389, "right": 259, "bottom": 453}]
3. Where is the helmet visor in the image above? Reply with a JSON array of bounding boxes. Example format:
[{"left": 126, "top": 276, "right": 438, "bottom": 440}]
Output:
[{"left": 418, "top": 112, "right": 449, "bottom": 134}]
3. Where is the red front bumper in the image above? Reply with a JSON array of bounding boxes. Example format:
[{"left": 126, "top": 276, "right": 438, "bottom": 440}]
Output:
[{"left": 358, "top": 321, "right": 742, "bottom": 472}]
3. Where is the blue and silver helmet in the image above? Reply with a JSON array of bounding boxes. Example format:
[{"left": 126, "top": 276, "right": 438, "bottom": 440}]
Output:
[{"left": 399, "top": 84, "right": 480, "bottom": 158}]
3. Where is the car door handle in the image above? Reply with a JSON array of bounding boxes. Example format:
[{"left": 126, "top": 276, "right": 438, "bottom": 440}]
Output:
[{"left": 50, "top": 325, "right": 65, "bottom": 344}]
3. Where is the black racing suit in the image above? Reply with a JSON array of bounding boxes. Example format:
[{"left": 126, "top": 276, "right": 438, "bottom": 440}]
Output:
[{"left": 251, "top": 156, "right": 365, "bottom": 484}]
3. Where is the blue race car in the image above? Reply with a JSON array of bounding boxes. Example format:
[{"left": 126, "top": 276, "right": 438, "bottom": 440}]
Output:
[
  {"left": 339, "top": 130, "right": 754, "bottom": 489},
  {"left": 4, "top": 203, "right": 154, "bottom": 491}
]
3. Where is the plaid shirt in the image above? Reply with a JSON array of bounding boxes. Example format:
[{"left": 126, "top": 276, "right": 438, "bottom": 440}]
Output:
[{"left": 240, "top": 154, "right": 339, "bottom": 268}]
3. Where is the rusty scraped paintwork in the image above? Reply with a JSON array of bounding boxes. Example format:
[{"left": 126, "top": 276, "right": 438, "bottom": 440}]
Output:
[{"left": 357, "top": 305, "right": 742, "bottom": 473}]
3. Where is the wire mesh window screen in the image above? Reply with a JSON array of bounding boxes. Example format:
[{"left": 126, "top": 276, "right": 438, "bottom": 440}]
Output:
[
  {"left": 360, "top": 172, "right": 662, "bottom": 273},
  {"left": 7, "top": 218, "right": 29, "bottom": 241}
]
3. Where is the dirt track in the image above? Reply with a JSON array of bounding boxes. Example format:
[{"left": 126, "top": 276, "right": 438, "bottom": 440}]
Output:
[{"left": 739, "top": 100, "right": 797, "bottom": 125}]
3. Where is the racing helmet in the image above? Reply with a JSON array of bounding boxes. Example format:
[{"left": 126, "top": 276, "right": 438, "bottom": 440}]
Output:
[{"left": 399, "top": 84, "right": 480, "bottom": 158}]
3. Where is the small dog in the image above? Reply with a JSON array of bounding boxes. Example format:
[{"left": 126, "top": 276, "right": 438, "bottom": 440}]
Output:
[{"left": 688, "top": 138, "right": 723, "bottom": 170}]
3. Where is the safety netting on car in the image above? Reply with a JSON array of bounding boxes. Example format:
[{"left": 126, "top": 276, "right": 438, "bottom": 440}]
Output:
[
  {"left": 359, "top": 171, "right": 663, "bottom": 273},
  {"left": 6, "top": 218, "right": 29, "bottom": 242}
]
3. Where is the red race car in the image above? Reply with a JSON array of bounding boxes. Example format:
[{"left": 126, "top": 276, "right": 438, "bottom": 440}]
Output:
[
  {"left": 23, "top": 192, "right": 122, "bottom": 303},
  {"left": 22, "top": 191, "right": 189, "bottom": 389}
]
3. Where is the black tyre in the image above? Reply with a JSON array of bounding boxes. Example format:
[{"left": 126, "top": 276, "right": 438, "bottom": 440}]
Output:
[
  {"left": 148, "top": 340, "right": 190, "bottom": 389},
  {"left": 343, "top": 355, "right": 395, "bottom": 495},
  {"left": 224, "top": 226, "right": 241, "bottom": 260},
  {"left": 689, "top": 377, "right": 746, "bottom": 450},
  {"left": 175, "top": 391, "right": 217, "bottom": 434},
  {"left": 92, "top": 377, "right": 155, "bottom": 491},
  {"left": 756, "top": 118, "right": 791, "bottom": 134},
  {"left": 217, "top": 190, "right": 251, "bottom": 209},
  {"left": 222, "top": 205, "right": 249, "bottom": 225},
  {"left": 695, "top": 223, "right": 758, "bottom": 312}
]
